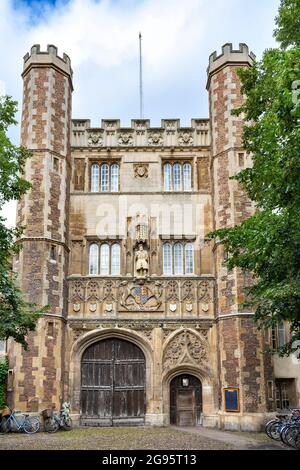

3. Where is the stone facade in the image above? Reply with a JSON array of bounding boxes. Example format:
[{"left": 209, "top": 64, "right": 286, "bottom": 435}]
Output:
[{"left": 6, "top": 43, "right": 300, "bottom": 430}]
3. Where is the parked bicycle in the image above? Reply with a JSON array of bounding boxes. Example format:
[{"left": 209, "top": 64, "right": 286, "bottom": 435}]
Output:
[
  {"left": 265, "top": 408, "right": 300, "bottom": 449},
  {"left": 43, "top": 402, "right": 72, "bottom": 433},
  {"left": 0, "top": 407, "right": 40, "bottom": 434}
]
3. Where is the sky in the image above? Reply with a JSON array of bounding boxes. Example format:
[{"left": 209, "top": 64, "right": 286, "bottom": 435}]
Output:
[{"left": 1, "top": 0, "right": 281, "bottom": 226}]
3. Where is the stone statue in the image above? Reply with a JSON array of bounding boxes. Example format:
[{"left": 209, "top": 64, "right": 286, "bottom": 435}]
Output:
[{"left": 135, "top": 243, "right": 149, "bottom": 277}]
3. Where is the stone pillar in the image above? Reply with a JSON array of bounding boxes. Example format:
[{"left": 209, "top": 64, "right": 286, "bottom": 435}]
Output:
[
  {"left": 8, "top": 45, "right": 73, "bottom": 412},
  {"left": 207, "top": 44, "right": 274, "bottom": 430}
]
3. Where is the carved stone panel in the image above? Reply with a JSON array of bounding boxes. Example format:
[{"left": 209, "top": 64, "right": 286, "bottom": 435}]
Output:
[
  {"left": 86, "top": 280, "right": 100, "bottom": 301},
  {"left": 166, "top": 280, "right": 179, "bottom": 302},
  {"left": 134, "top": 163, "right": 149, "bottom": 178},
  {"left": 181, "top": 280, "right": 195, "bottom": 302},
  {"left": 119, "top": 280, "right": 162, "bottom": 311},
  {"left": 88, "top": 132, "right": 103, "bottom": 146},
  {"left": 118, "top": 132, "right": 133, "bottom": 146},
  {"left": 70, "top": 280, "right": 85, "bottom": 301},
  {"left": 73, "top": 159, "right": 85, "bottom": 191},
  {"left": 198, "top": 281, "right": 212, "bottom": 302},
  {"left": 163, "top": 329, "right": 208, "bottom": 371},
  {"left": 148, "top": 132, "right": 163, "bottom": 146},
  {"left": 178, "top": 131, "right": 194, "bottom": 146}
]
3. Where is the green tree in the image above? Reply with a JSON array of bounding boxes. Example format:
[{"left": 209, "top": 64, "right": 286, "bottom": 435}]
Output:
[
  {"left": 209, "top": 0, "right": 300, "bottom": 355},
  {"left": 0, "top": 95, "right": 44, "bottom": 350}
]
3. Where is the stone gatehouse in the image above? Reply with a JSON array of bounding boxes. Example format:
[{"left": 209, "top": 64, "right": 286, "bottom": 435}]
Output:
[{"left": 5, "top": 43, "right": 300, "bottom": 431}]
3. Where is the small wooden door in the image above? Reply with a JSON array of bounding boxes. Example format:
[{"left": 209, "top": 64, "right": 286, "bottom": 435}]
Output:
[
  {"left": 170, "top": 374, "right": 202, "bottom": 426},
  {"left": 81, "top": 338, "right": 145, "bottom": 426}
]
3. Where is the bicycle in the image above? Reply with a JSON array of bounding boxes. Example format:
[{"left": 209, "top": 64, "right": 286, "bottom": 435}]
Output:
[
  {"left": 43, "top": 402, "right": 72, "bottom": 433},
  {"left": 0, "top": 408, "right": 40, "bottom": 434},
  {"left": 265, "top": 408, "right": 300, "bottom": 448}
]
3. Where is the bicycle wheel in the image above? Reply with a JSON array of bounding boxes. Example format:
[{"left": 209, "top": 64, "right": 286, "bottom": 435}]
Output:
[
  {"left": 284, "top": 425, "right": 300, "bottom": 448},
  {"left": 294, "top": 429, "right": 300, "bottom": 450},
  {"left": 0, "top": 417, "right": 11, "bottom": 433},
  {"left": 280, "top": 424, "right": 290, "bottom": 444},
  {"left": 265, "top": 420, "right": 278, "bottom": 438},
  {"left": 44, "top": 417, "right": 60, "bottom": 433},
  {"left": 269, "top": 421, "right": 284, "bottom": 440},
  {"left": 23, "top": 416, "right": 40, "bottom": 434},
  {"left": 62, "top": 417, "right": 72, "bottom": 431}
]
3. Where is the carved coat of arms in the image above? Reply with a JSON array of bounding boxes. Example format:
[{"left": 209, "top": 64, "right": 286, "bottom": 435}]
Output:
[
  {"left": 119, "top": 282, "right": 162, "bottom": 311},
  {"left": 132, "top": 286, "right": 150, "bottom": 305}
]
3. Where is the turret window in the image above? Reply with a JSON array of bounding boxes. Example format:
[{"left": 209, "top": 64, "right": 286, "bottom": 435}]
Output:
[
  {"left": 163, "top": 241, "right": 194, "bottom": 275},
  {"left": 89, "top": 242, "right": 120, "bottom": 275},
  {"left": 90, "top": 163, "right": 119, "bottom": 192},
  {"left": 163, "top": 162, "right": 192, "bottom": 192}
]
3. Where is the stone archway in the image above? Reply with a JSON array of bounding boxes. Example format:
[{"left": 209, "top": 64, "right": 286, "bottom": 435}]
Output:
[
  {"left": 170, "top": 374, "right": 202, "bottom": 426},
  {"left": 69, "top": 328, "right": 154, "bottom": 423}
]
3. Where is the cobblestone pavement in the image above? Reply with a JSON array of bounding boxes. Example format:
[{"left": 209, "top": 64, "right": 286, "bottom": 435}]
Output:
[
  {"left": 0, "top": 426, "right": 289, "bottom": 450},
  {"left": 178, "top": 427, "right": 290, "bottom": 450}
]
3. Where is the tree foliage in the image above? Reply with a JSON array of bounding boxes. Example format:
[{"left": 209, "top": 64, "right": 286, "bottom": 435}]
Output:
[
  {"left": 0, "top": 96, "right": 44, "bottom": 350},
  {"left": 209, "top": 0, "right": 300, "bottom": 355}
]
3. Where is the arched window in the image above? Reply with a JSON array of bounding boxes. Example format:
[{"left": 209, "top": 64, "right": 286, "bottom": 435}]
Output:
[
  {"left": 163, "top": 243, "right": 172, "bottom": 275},
  {"left": 173, "top": 163, "right": 182, "bottom": 191},
  {"left": 111, "top": 243, "right": 120, "bottom": 275},
  {"left": 91, "top": 164, "right": 99, "bottom": 192},
  {"left": 183, "top": 163, "right": 192, "bottom": 191},
  {"left": 185, "top": 243, "right": 194, "bottom": 274},
  {"left": 89, "top": 243, "right": 99, "bottom": 275},
  {"left": 164, "top": 163, "right": 172, "bottom": 191},
  {"left": 101, "top": 163, "right": 109, "bottom": 192},
  {"left": 100, "top": 243, "right": 110, "bottom": 275},
  {"left": 110, "top": 164, "right": 119, "bottom": 192},
  {"left": 174, "top": 242, "right": 183, "bottom": 275}
]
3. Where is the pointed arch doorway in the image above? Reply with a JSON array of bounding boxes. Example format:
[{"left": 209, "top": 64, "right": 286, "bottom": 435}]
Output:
[
  {"left": 170, "top": 374, "right": 202, "bottom": 426},
  {"left": 80, "top": 338, "right": 146, "bottom": 426}
]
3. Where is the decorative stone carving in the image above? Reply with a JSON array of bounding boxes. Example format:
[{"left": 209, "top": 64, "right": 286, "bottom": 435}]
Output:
[
  {"left": 103, "top": 280, "right": 115, "bottom": 301},
  {"left": 88, "top": 132, "right": 103, "bottom": 146},
  {"left": 148, "top": 132, "right": 163, "bottom": 146},
  {"left": 73, "top": 303, "right": 81, "bottom": 312},
  {"left": 119, "top": 281, "right": 162, "bottom": 311},
  {"left": 70, "top": 280, "right": 85, "bottom": 301},
  {"left": 134, "top": 214, "right": 148, "bottom": 243},
  {"left": 74, "top": 159, "right": 85, "bottom": 191},
  {"left": 118, "top": 132, "right": 133, "bottom": 146},
  {"left": 178, "top": 131, "right": 193, "bottom": 145},
  {"left": 185, "top": 303, "right": 193, "bottom": 312},
  {"left": 201, "top": 303, "right": 209, "bottom": 313},
  {"left": 86, "top": 280, "right": 100, "bottom": 301},
  {"left": 198, "top": 281, "right": 212, "bottom": 302},
  {"left": 181, "top": 280, "right": 195, "bottom": 302},
  {"left": 135, "top": 243, "right": 149, "bottom": 277},
  {"left": 134, "top": 163, "right": 149, "bottom": 178},
  {"left": 164, "top": 120, "right": 176, "bottom": 130},
  {"left": 166, "top": 280, "right": 179, "bottom": 301},
  {"left": 163, "top": 329, "right": 208, "bottom": 371},
  {"left": 89, "top": 303, "right": 97, "bottom": 313},
  {"left": 169, "top": 303, "right": 177, "bottom": 312}
]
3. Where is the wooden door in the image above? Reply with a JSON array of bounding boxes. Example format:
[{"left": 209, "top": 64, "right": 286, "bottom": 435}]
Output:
[
  {"left": 81, "top": 338, "right": 145, "bottom": 426},
  {"left": 170, "top": 374, "right": 202, "bottom": 426},
  {"left": 177, "top": 389, "right": 195, "bottom": 426}
]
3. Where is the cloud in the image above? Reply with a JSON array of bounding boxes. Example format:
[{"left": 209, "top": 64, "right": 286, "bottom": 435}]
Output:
[{"left": 0, "top": 0, "right": 281, "bottom": 227}]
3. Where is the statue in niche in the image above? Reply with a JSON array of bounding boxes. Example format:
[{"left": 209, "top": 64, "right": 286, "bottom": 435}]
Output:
[{"left": 135, "top": 243, "right": 149, "bottom": 277}]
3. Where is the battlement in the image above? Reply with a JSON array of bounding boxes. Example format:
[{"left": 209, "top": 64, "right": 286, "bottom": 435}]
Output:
[
  {"left": 71, "top": 118, "right": 210, "bottom": 148},
  {"left": 23, "top": 44, "right": 73, "bottom": 79},
  {"left": 207, "top": 43, "right": 255, "bottom": 85}
]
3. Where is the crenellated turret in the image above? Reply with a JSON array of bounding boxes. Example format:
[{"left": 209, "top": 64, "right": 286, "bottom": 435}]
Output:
[
  {"left": 9, "top": 45, "right": 73, "bottom": 413},
  {"left": 207, "top": 44, "right": 274, "bottom": 427}
]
